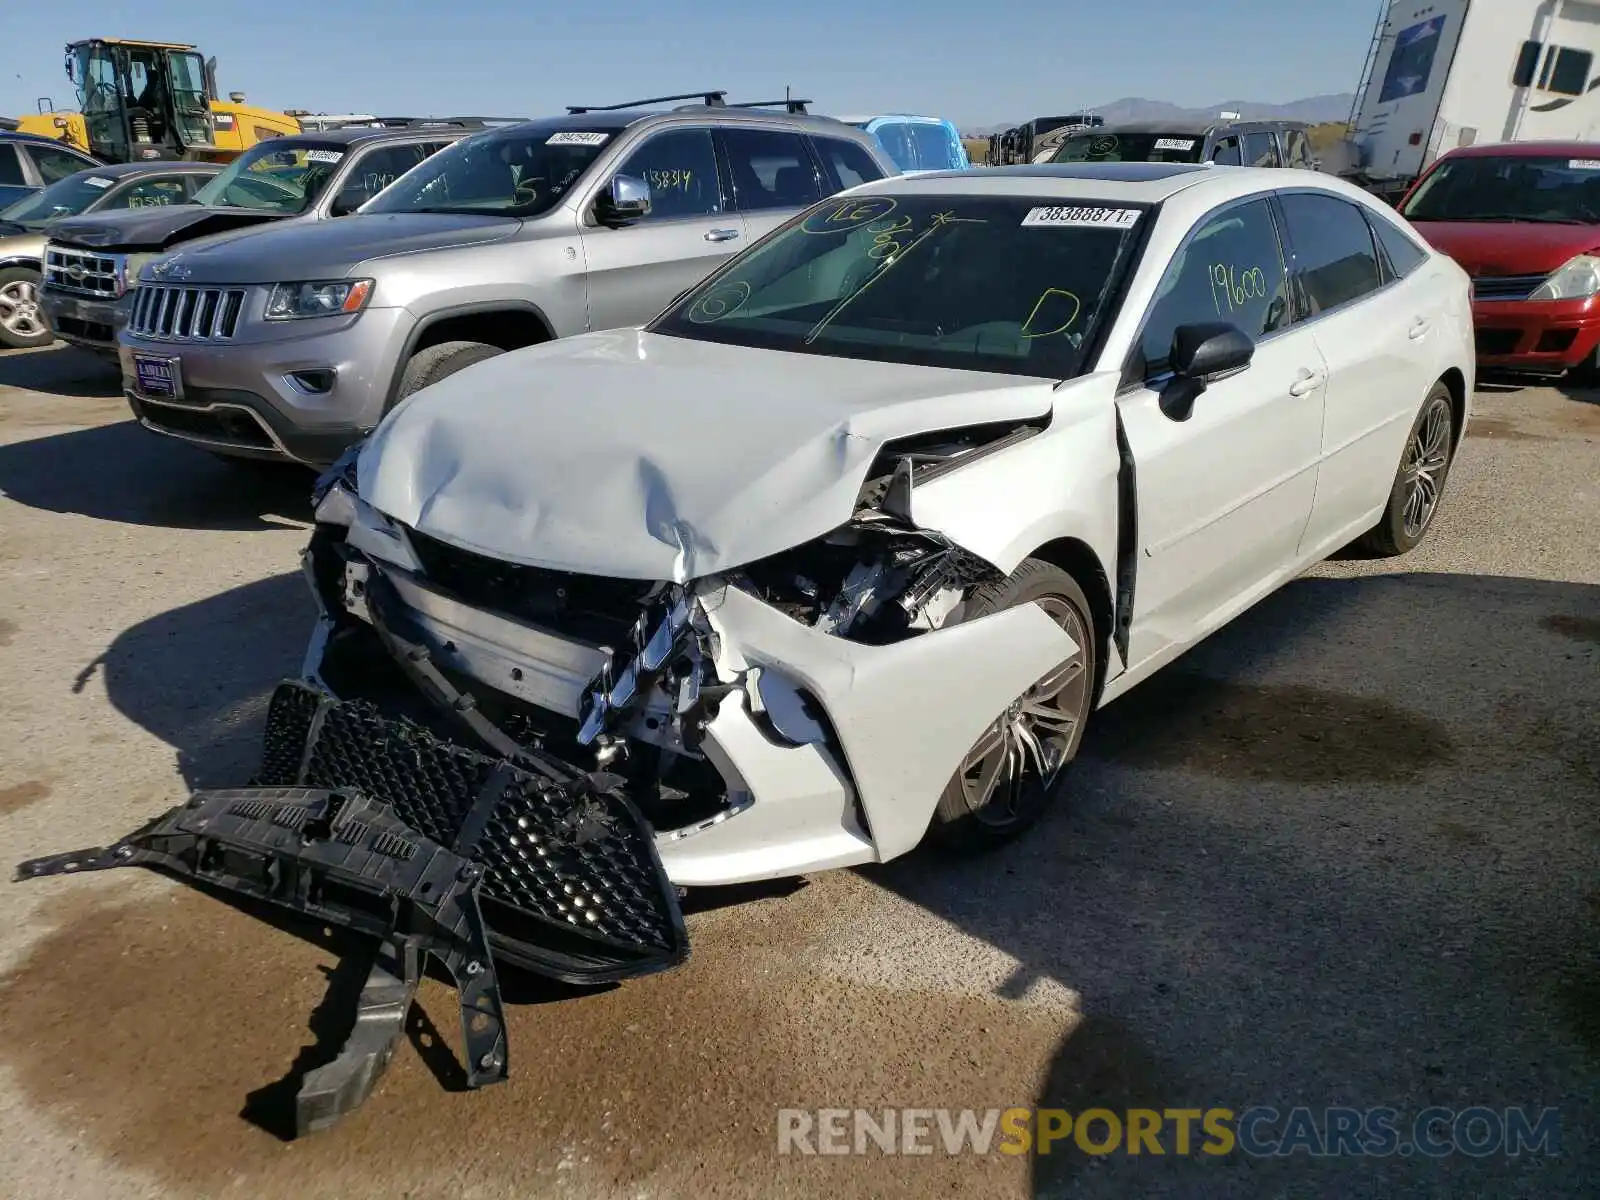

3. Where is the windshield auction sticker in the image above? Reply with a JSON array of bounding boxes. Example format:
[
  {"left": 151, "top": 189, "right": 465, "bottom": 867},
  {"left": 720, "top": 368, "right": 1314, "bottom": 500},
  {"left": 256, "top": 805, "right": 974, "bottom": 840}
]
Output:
[
  {"left": 83, "top": 176, "right": 114, "bottom": 188},
  {"left": 1569, "top": 159, "right": 1600, "bottom": 169},
  {"left": 303, "top": 149, "right": 344, "bottom": 164},
  {"left": 548, "top": 132, "right": 610, "bottom": 146},
  {"left": 1022, "top": 206, "right": 1141, "bottom": 229},
  {"left": 1154, "top": 138, "right": 1197, "bottom": 150}
]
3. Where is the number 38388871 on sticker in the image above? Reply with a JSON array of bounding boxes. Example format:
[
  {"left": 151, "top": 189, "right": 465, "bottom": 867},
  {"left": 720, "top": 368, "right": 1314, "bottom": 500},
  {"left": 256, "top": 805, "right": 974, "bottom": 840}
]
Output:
[{"left": 1021, "top": 206, "right": 1142, "bottom": 229}]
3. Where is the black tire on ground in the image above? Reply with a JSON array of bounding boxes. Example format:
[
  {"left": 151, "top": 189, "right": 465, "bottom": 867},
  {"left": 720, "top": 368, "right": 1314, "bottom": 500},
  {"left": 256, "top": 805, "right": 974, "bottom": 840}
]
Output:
[
  {"left": 928, "top": 559, "right": 1097, "bottom": 852},
  {"left": 0, "top": 266, "right": 52, "bottom": 350},
  {"left": 1349, "top": 380, "right": 1457, "bottom": 558},
  {"left": 391, "top": 340, "right": 505, "bottom": 409}
]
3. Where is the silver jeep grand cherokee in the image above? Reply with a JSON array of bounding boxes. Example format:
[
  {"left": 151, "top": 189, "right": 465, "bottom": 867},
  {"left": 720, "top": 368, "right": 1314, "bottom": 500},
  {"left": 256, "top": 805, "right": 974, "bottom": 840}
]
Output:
[{"left": 118, "top": 91, "right": 897, "bottom": 467}]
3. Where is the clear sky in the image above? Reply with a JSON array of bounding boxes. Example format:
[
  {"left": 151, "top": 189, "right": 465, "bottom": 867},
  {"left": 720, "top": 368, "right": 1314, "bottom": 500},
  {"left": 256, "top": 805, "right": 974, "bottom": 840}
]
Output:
[{"left": 2, "top": 0, "right": 1383, "bottom": 130}]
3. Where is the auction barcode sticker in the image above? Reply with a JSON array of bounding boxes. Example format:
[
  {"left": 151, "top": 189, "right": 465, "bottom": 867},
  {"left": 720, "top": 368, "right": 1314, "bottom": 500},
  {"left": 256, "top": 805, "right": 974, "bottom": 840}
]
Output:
[
  {"left": 1022, "top": 206, "right": 1141, "bottom": 229},
  {"left": 1154, "top": 138, "right": 1197, "bottom": 150},
  {"left": 548, "top": 131, "right": 610, "bottom": 146},
  {"left": 1570, "top": 158, "right": 1600, "bottom": 169},
  {"left": 304, "top": 149, "right": 344, "bottom": 164},
  {"left": 84, "top": 176, "right": 114, "bottom": 189}
]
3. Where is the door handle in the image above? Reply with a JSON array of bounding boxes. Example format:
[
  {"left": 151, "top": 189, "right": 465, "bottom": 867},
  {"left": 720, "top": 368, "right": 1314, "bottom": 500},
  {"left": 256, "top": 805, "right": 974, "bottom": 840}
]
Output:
[
  {"left": 1408, "top": 317, "right": 1431, "bottom": 340},
  {"left": 704, "top": 228, "right": 740, "bottom": 243},
  {"left": 1288, "top": 368, "right": 1326, "bottom": 397}
]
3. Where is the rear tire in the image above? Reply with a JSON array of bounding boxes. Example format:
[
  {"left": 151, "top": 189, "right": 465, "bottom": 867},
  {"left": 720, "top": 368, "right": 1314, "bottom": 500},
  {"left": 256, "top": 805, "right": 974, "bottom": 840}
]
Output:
[
  {"left": 928, "top": 560, "right": 1097, "bottom": 852},
  {"left": 1349, "top": 381, "right": 1456, "bottom": 558},
  {"left": 391, "top": 340, "right": 505, "bottom": 409},
  {"left": 0, "top": 267, "right": 51, "bottom": 350}
]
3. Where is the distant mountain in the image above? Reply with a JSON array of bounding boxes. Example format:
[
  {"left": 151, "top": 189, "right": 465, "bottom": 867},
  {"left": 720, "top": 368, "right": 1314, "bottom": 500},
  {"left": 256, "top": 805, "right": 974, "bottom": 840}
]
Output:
[{"left": 964, "top": 93, "right": 1353, "bottom": 136}]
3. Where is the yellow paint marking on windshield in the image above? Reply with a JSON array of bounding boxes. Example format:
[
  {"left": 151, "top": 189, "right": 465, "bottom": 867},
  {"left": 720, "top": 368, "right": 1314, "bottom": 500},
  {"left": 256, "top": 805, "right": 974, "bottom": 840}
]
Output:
[
  {"left": 801, "top": 197, "right": 897, "bottom": 234},
  {"left": 1020, "top": 289, "right": 1082, "bottom": 339}
]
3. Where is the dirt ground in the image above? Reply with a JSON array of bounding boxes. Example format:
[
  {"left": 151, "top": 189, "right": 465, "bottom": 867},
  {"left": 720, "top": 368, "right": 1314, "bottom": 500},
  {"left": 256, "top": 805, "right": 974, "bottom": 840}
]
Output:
[{"left": 0, "top": 344, "right": 1595, "bottom": 1199}]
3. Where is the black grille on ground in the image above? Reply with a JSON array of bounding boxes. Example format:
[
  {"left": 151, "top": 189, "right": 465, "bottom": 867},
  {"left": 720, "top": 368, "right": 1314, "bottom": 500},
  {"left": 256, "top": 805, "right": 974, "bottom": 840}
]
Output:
[
  {"left": 1475, "top": 328, "right": 1523, "bottom": 356},
  {"left": 404, "top": 527, "right": 661, "bottom": 647},
  {"left": 253, "top": 680, "right": 687, "bottom": 981}
]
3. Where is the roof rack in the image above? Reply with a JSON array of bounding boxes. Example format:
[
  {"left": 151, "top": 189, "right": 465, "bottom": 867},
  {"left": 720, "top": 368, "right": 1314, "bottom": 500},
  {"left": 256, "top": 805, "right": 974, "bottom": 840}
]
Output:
[
  {"left": 287, "top": 113, "right": 526, "bottom": 131},
  {"left": 729, "top": 98, "right": 812, "bottom": 114},
  {"left": 567, "top": 91, "right": 727, "bottom": 114}
]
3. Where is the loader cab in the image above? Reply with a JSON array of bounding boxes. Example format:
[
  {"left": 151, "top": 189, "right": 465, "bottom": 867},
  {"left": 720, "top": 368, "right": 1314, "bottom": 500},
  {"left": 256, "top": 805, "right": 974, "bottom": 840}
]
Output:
[{"left": 66, "top": 38, "right": 217, "bottom": 164}]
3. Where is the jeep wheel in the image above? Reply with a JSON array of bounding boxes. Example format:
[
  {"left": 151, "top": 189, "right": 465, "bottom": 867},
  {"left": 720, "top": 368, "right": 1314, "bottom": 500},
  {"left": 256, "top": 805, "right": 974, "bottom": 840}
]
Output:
[
  {"left": 0, "top": 267, "right": 51, "bottom": 350},
  {"left": 393, "top": 340, "right": 504, "bottom": 407}
]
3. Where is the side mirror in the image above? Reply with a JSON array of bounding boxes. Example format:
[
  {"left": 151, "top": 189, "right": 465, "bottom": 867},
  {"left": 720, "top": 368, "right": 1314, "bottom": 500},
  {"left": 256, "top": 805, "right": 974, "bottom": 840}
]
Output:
[
  {"left": 329, "top": 186, "right": 373, "bottom": 218},
  {"left": 1160, "top": 322, "right": 1254, "bottom": 421},
  {"left": 594, "top": 173, "right": 651, "bottom": 225}
]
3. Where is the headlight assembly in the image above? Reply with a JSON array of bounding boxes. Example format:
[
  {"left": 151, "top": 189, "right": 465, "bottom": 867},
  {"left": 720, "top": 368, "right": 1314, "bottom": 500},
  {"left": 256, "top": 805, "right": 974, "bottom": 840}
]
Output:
[
  {"left": 266, "top": 278, "right": 374, "bottom": 320},
  {"left": 1528, "top": 253, "right": 1600, "bottom": 301},
  {"left": 118, "top": 252, "right": 156, "bottom": 296}
]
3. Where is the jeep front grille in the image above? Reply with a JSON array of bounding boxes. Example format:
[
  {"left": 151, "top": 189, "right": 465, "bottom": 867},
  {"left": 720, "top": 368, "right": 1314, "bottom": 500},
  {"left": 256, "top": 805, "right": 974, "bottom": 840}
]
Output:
[
  {"left": 129, "top": 284, "right": 246, "bottom": 341},
  {"left": 43, "top": 245, "right": 122, "bottom": 299}
]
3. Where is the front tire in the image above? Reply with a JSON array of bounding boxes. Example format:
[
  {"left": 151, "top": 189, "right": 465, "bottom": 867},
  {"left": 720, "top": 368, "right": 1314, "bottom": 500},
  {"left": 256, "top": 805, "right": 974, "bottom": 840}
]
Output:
[
  {"left": 929, "top": 559, "right": 1097, "bottom": 851},
  {"left": 0, "top": 267, "right": 51, "bottom": 350},
  {"left": 1349, "top": 381, "right": 1456, "bottom": 558},
  {"left": 392, "top": 340, "right": 505, "bottom": 408}
]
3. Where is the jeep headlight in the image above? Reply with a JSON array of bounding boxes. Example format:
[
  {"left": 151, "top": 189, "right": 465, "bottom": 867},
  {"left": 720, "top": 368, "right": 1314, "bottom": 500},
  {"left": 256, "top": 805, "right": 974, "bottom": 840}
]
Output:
[
  {"left": 118, "top": 252, "right": 156, "bottom": 297},
  {"left": 1528, "top": 253, "right": 1600, "bottom": 301},
  {"left": 266, "top": 278, "right": 374, "bottom": 320}
]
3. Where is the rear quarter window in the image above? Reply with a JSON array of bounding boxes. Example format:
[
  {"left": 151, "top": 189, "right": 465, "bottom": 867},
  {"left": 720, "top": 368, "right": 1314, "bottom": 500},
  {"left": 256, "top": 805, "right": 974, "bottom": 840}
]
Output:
[
  {"left": 812, "top": 136, "right": 885, "bottom": 190},
  {"left": 1367, "top": 212, "right": 1430, "bottom": 279}
]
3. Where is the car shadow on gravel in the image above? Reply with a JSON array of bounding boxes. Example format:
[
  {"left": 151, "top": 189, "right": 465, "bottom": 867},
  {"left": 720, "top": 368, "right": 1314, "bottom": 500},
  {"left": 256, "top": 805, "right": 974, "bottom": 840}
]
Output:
[
  {"left": 0, "top": 344, "right": 121, "bottom": 397},
  {"left": 0, "top": 417, "right": 314, "bottom": 531},
  {"left": 866, "top": 570, "right": 1599, "bottom": 1197}
]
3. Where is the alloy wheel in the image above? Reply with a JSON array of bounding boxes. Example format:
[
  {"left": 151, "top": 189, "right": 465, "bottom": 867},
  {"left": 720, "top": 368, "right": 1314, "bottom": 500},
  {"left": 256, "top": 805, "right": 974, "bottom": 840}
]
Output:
[
  {"left": 1401, "top": 395, "right": 1452, "bottom": 539},
  {"left": 955, "top": 596, "right": 1093, "bottom": 829},
  {"left": 0, "top": 278, "right": 45, "bottom": 341}
]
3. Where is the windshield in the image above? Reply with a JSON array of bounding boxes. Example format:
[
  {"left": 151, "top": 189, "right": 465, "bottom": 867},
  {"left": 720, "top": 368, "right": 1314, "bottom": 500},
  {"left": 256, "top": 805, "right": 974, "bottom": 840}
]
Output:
[
  {"left": 0, "top": 170, "right": 119, "bottom": 225},
  {"left": 650, "top": 194, "right": 1143, "bottom": 378},
  {"left": 362, "top": 128, "right": 612, "bottom": 217},
  {"left": 1400, "top": 155, "right": 1600, "bottom": 223},
  {"left": 190, "top": 141, "right": 347, "bottom": 213},
  {"left": 1052, "top": 131, "right": 1205, "bottom": 164}
]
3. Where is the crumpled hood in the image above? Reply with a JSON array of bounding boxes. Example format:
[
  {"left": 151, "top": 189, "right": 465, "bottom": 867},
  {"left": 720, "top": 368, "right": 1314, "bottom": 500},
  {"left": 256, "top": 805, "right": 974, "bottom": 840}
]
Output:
[
  {"left": 48, "top": 205, "right": 286, "bottom": 252},
  {"left": 361, "top": 328, "right": 1057, "bottom": 581},
  {"left": 1411, "top": 219, "right": 1600, "bottom": 277},
  {"left": 162, "top": 212, "right": 518, "bottom": 285}
]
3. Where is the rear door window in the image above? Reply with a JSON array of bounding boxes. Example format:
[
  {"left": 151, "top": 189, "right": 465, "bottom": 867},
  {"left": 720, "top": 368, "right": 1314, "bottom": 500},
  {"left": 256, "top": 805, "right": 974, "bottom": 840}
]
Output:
[
  {"left": 721, "top": 127, "right": 824, "bottom": 211},
  {"left": 1281, "top": 129, "right": 1315, "bottom": 169},
  {"left": 1279, "top": 192, "right": 1384, "bottom": 315},
  {"left": 26, "top": 144, "right": 94, "bottom": 184},
  {"left": 1243, "top": 131, "right": 1280, "bottom": 167},
  {"left": 811, "top": 136, "right": 886, "bottom": 191}
]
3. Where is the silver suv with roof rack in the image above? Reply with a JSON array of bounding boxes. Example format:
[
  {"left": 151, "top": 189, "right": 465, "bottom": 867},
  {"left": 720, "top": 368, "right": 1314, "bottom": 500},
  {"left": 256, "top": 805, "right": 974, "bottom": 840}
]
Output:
[
  {"left": 38, "top": 123, "right": 478, "bottom": 356},
  {"left": 115, "top": 90, "right": 898, "bottom": 468}
]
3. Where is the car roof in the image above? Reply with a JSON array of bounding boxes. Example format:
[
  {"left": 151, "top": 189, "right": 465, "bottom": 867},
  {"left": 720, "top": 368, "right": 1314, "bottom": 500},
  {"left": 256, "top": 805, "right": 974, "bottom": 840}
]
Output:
[
  {"left": 1437, "top": 138, "right": 1600, "bottom": 159},
  {"left": 853, "top": 162, "right": 1373, "bottom": 207},
  {"left": 282, "top": 125, "right": 478, "bottom": 147},
  {"left": 68, "top": 160, "right": 220, "bottom": 179},
  {"left": 1, "top": 130, "right": 96, "bottom": 151},
  {"left": 482, "top": 108, "right": 876, "bottom": 139}
]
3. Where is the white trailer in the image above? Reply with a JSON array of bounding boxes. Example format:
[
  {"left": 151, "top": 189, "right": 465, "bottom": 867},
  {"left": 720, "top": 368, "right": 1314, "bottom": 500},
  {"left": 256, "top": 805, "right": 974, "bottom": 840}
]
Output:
[{"left": 1345, "top": 0, "right": 1600, "bottom": 198}]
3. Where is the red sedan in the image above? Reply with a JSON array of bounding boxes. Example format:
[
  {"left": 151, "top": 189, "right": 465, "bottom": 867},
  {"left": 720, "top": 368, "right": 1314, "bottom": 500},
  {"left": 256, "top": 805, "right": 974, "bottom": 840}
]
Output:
[{"left": 1399, "top": 140, "right": 1600, "bottom": 376}]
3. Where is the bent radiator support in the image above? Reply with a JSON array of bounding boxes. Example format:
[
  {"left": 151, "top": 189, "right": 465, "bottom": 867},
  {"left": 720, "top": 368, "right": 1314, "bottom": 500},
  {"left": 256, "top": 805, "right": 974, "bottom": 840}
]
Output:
[{"left": 14, "top": 680, "right": 689, "bottom": 1134}]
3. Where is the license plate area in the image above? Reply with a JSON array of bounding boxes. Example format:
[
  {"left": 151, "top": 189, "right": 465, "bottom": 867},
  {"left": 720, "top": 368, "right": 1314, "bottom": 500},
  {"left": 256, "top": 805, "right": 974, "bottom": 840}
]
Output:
[{"left": 133, "top": 353, "right": 181, "bottom": 400}]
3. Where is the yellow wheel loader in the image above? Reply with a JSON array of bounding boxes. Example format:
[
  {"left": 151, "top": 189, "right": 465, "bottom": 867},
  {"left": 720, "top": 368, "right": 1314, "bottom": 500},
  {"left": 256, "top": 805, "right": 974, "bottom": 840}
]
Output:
[{"left": 14, "top": 38, "right": 300, "bottom": 163}]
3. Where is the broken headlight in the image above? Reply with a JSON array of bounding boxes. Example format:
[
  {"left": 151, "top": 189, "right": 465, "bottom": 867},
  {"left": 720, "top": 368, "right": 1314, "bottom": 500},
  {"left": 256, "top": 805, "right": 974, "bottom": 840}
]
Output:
[{"left": 732, "top": 525, "right": 1000, "bottom": 643}]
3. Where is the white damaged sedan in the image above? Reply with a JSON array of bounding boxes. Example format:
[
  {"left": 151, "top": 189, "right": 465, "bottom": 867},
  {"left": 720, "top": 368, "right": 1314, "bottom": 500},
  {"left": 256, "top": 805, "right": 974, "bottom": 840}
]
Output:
[{"left": 307, "top": 163, "right": 1474, "bottom": 890}]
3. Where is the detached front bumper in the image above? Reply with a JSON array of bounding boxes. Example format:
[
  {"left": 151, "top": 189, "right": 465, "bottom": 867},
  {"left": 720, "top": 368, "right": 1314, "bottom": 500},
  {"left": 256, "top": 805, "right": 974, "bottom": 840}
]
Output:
[{"left": 1472, "top": 296, "right": 1600, "bottom": 372}]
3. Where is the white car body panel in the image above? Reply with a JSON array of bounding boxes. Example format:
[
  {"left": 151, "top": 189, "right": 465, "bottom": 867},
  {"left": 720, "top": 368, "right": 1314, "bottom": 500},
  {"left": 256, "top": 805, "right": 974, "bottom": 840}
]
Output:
[{"left": 313, "top": 164, "right": 1473, "bottom": 886}]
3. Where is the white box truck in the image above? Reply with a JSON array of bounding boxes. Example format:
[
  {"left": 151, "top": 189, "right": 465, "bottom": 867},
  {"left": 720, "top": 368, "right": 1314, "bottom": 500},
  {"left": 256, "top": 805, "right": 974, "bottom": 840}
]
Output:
[{"left": 1345, "top": 0, "right": 1600, "bottom": 199}]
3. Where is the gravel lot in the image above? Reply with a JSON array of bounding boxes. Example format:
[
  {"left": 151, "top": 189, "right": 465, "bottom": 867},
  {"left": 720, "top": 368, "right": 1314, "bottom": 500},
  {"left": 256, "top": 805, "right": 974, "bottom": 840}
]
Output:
[{"left": 0, "top": 344, "right": 1595, "bottom": 1199}]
